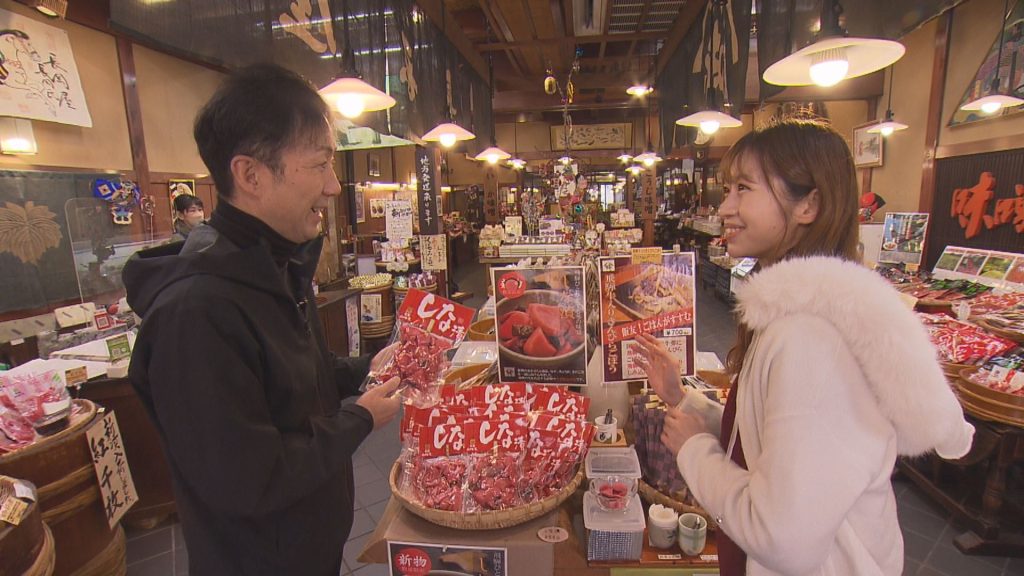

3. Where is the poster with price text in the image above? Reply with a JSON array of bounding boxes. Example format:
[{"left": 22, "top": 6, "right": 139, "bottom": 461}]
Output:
[
  {"left": 388, "top": 541, "right": 506, "bottom": 576},
  {"left": 386, "top": 200, "right": 414, "bottom": 242},
  {"left": 492, "top": 266, "right": 587, "bottom": 385},
  {"left": 599, "top": 252, "right": 697, "bottom": 383}
]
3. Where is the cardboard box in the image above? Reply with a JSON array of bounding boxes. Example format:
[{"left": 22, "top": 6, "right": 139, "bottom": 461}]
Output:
[{"left": 359, "top": 498, "right": 559, "bottom": 575}]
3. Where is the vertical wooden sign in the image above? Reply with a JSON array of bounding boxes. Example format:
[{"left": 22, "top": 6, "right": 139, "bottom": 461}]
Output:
[
  {"left": 416, "top": 146, "right": 441, "bottom": 235},
  {"left": 641, "top": 171, "right": 656, "bottom": 246},
  {"left": 484, "top": 167, "right": 499, "bottom": 224}
]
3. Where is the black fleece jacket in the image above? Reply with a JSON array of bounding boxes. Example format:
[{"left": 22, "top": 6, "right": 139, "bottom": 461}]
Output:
[{"left": 123, "top": 203, "right": 373, "bottom": 576}]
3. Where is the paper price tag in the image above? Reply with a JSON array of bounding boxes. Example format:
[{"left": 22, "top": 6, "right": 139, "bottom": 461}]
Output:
[
  {"left": 106, "top": 334, "right": 132, "bottom": 362},
  {"left": 700, "top": 554, "right": 719, "bottom": 562},
  {"left": 657, "top": 554, "right": 683, "bottom": 560},
  {"left": 0, "top": 497, "right": 28, "bottom": 525},
  {"left": 537, "top": 526, "right": 568, "bottom": 543},
  {"left": 631, "top": 247, "right": 663, "bottom": 265},
  {"left": 65, "top": 366, "right": 88, "bottom": 387}
]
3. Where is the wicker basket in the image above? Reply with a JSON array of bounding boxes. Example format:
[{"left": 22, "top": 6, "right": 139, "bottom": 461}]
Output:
[
  {"left": 973, "top": 317, "right": 1024, "bottom": 344},
  {"left": 389, "top": 461, "right": 583, "bottom": 530},
  {"left": 638, "top": 479, "right": 718, "bottom": 531}
]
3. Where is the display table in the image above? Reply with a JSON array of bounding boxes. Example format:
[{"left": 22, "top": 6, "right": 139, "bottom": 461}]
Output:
[
  {"left": 897, "top": 416, "right": 1024, "bottom": 556},
  {"left": 360, "top": 491, "right": 720, "bottom": 575}
]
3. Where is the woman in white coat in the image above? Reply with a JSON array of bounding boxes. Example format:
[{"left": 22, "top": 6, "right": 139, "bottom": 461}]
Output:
[{"left": 635, "top": 120, "right": 974, "bottom": 576}]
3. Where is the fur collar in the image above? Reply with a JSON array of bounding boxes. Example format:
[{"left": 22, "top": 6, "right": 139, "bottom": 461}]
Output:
[{"left": 733, "top": 256, "right": 974, "bottom": 458}]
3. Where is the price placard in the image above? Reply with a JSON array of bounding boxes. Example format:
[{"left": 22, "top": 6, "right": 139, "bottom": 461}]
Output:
[
  {"left": 631, "top": 247, "right": 663, "bottom": 265},
  {"left": 64, "top": 366, "right": 88, "bottom": 387},
  {"left": 386, "top": 200, "right": 414, "bottom": 242},
  {"left": 105, "top": 334, "right": 132, "bottom": 362}
]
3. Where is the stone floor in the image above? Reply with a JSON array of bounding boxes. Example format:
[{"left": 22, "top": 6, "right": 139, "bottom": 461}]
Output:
[{"left": 125, "top": 261, "right": 1023, "bottom": 576}]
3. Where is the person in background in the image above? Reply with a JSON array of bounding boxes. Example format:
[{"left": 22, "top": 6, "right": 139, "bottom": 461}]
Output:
[
  {"left": 123, "top": 64, "right": 401, "bottom": 576},
  {"left": 635, "top": 120, "right": 973, "bottom": 576},
  {"left": 171, "top": 193, "right": 205, "bottom": 240}
]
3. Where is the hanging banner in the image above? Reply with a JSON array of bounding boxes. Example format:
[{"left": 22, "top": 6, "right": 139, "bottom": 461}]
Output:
[
  {"left": 0, "top": 8, "right": 92, "bottom": 127},
  {"left": 416, "top": 147, "right": 440, "bottom": 234},
  {"left": 420, "top": 234, "right": 447, "bottom": 271}
]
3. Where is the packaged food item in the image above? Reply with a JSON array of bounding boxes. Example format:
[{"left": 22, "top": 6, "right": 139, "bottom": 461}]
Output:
[
  {"left": 0, "top": 405, "right": 36, "bottom": 453},
  {"left": 402, "top": 421, "right": 471, "bottom": 512},
  {"left": 363, "top": 289, "right": 475, "bottom": 406},
  {"left": 918, "top": 313, "right": 1017, "bottom": 365},
  {"left": 465, "top": 419, "right": 527, "bottom": 512},
  {"left": 0, "top": 370, "right": 72, "bottom": 431}
]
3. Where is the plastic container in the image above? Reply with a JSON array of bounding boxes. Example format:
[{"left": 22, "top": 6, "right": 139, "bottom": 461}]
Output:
[
  {"left": 450, "top": 341, "right": 498, "bottom": 367},
  {"left": 585, "top": 446, "right": 642, "bottom": 479},
  {"left": 583, "top": 492, "right": 646, "bottom": 561}
]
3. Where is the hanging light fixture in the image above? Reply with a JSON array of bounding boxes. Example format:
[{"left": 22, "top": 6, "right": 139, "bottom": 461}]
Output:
[
  {"left": 635, "top": 92, "right": 661, "bottom": 167},
  {"left": 617, "top": 153, "right": 633, "bottom": 163},
  {"left": 508, "top": 122, "right": 526, "bottom": 169},
  {"left": 559, "top": 155, "right": 573, "bottom": 165},
  {"left": 475, "top": 56, "right": 511, "bottom": 164},
  {"left": 423, "top": 6, "right": 476, "bottom": 147},
  {"left": 318, "top": 0, "right": 396, "bottom": 119},
  {"left": 626, "top": 84, "right": 653, "bottom": 97},
  {"left": 626, "top": 164, "right": 643, "bottom": 176},
  {"left": 675, "top": 3, "right": 742, "bottom": 136},
  {"left": 867, "top": 66, "right": 908, "bottom": 136},
  {"left": 763, "top": 2, "right": 904, "bottom": 87},
  {"left": 961, "top": 0, "right": 1024, "bottom": 115}
]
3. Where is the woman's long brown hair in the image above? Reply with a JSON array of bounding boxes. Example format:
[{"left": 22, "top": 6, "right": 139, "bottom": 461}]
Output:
[{"left": 722, "top": 120, "right": 860, "bottom": 376}]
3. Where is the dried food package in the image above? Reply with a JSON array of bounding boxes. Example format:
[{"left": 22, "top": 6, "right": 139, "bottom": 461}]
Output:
[
  {"left": 401, "top": 420, "right": 471, "bottom": 512},
  {"left": 464, "top": 420, "right": 527, "bottom": 512},
  {"left": 363, "top": 289, "right": 475, "bottom": 406}
]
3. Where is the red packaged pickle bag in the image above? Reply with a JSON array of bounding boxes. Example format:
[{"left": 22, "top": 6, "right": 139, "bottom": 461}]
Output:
[
  {"left": 363, "top": 289, "right": 475, "bottom": 407},
  {"left": 465, "top": 419, "right": 528, "bottom": 512},
  {"left": 401, "top": 420, "right": 472, "bottom": 512}
]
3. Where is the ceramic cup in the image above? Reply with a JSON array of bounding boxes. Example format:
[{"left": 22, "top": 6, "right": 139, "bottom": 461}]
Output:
[
  {"left": 677, "top": 513, "right": 707, "bottom": 556},
  {"left": 594, "top": 415, "right": 618, "bottom": 443},
  {"left": 647, "top": 504, "right": 679, "bottom": 549}
]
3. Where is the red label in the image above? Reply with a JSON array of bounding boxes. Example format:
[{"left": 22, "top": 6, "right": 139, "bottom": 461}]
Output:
[
  {"left": 533, "top": 387, "right": 590, "bottom": 420},
  {"left": 393, "top": 547, "right": 432, "bottom": 576},
  {"left": 420, "top": 421, "right": 468, "bottom": 457},
  {"left": 496, "top": 271, "right": 527, "bottom": 300},
  {"left": 605, "top": 310, "right": 694, "bottom": 345},
  {"left": 397, "top": 289, "right": 475, "bottom": 344}
]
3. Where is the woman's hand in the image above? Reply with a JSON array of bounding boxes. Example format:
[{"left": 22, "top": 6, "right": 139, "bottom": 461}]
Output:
[
  {"left": 662, "top": 407, "right": 706, "bottom": 457},
  {"left": 633, "top": 333, "right": 685, "bottom": 406}
]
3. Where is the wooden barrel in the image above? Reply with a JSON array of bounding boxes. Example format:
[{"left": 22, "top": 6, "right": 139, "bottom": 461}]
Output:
[
  {"left": 0, "top": 400, "right": 127, "bottom": 576},
  {"left": 0, "top": 497, "right": 51, "bottom": 576},
  {"left": 76, "top": 377, "right": 175, "bottom": 530},
  {"left": 359, "top": 282, "right": 395, "bottom": 322}
]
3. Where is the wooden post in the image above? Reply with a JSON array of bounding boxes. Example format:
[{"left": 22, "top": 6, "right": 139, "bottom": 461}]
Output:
[
  {"left": 641, "top": 171, "right": 656, "bottom": 246},
  {"left": 484, "top": 166, "right": 499, "bottom": 224},
  {"left": 625, "top": 173, "right": 635, "bottom": 211}
]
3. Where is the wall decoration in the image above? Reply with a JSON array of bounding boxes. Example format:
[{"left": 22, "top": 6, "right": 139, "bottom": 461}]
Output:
[
  {"left": 0, "top": 8, "right": 93, "bottom": 127},
  {"left": 369, "top": 197, "right": 386, "bottom": 219},
  {"left": 354, "top": 188, "right": 365, "bottom": 223},
  {"left": 0, "top": 200, "right": 62, "bottom": 265},
  {"left": 853, "top": 123, "right": 884, "bottom": 168},
  {"left": 550, "top": 123, "right": 630, "bottom": 150},
  {"left": 368, "top": 152, "right": 382, "bottom": 177},
  {"left": 949, "top": 0, "right": 1024, "bottom": 126},
  {"left": 92, "top": 178, "right": 140, "bottom": 225}
]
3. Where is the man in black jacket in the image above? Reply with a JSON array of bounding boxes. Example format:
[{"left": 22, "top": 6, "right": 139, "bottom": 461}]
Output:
[{"left": 123, "top": 64, "right": 401, "bottom": 575}]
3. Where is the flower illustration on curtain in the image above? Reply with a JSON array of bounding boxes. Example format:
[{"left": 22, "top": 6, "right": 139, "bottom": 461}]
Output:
[{"left": 0, "top": 201, "right": 63, "bottom": 264}]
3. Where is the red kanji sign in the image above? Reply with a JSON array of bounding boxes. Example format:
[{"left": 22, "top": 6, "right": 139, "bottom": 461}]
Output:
[{"left": 950, "top": 173, "right": 1024, "bottom": 239}]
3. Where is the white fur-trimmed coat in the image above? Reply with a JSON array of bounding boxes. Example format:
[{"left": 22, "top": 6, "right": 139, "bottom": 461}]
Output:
[{"left": 677, "top": 256, "right": 974, "bottom": 576}]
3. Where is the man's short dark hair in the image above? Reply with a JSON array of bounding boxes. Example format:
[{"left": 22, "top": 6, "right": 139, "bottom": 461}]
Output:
[
  {"left": 194, "top": 63, "right": 331, "bottom": 199},
  {"left": 173, "top": 193, "right": 203, "bottom": 213}
]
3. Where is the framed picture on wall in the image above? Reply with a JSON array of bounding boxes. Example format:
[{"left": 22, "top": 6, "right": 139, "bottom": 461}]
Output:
[
  {"left": 853, "top": 123, "right": 883, "bottom": 168},
  {"left": 368, "top": 152, "right": 381, "bottom": 177},
  {"left": 354, "top": 188, "right": 365, "bottom": 223}
]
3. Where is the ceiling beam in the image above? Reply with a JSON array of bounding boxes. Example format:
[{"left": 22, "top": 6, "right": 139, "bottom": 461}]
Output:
[
  {"left": 627, "top": 0, "right": 653, "bottom": 61},
  {"left": 478, "top": 0, "right": 527, "bottom": 77},
  {"left": 655, "top": 0, "right": 708, "bottom": 76},
  {"left": 550, "top": 0, "right": 570, "bottom": 68},
  {"left": 512, "top": 71, "right": 655, "bottom": 90},
  {"left": 416, "top": 0, "right": 490, "bottom": 83},
  {"left": 494, "top": 90, "right": 649, "bottom": 112},
  {"left": 598, "top": 0, "right": 612, "bottom": 70},
  {"left": 478, "top": 31, "right": 668, "bottom": 50}
]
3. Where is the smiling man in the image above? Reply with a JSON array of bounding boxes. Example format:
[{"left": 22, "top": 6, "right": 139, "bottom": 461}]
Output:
[{"left": 122, "top": 64, "right": 401, "bottom": 575}]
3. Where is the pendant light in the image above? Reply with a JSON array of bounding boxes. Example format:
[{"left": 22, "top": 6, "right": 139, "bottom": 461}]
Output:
[
  {"left": 617, "top": 153, "right": 633, "bottom": 163},
  {"left": 634, "top": 93, "right": 661, "bottom": 167},
  {"left": 960, "top": 0, "right": 1024, "bottom": 114},
  {"left": 763, "top": 1, "right": 904, "bottom": 87},
  {"left": 626, "top": 84, "right": 653, "bottom": 97},
  {"left": 475, "top": 56, "right": 510, "bottom": 164},
  {"left": 423, "top": 6, "right": 476, "bottom": 147},
  {"left": 508, "top": 123, "right": 526, "bottom": 169},
  {"left": 676, "top": 1, "right": 742, "bottom": 135},
  {"left": 867, "top": 66, "right": 908, "bottom": 136},
  {"left": 318, "top": 0, "right": 396, "bottom": 119}
]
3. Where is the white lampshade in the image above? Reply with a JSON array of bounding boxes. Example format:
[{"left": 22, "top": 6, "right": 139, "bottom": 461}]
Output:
[
  {"left": 475, "top": 146, "right": 511, "bottom": 164},
  {"left": 675, "top": 109, "right": 743, "bottom": 136},
  {"left": 634, "top": 151, "right": 662, "bottom": 166},
  {"left": 960, "top": 93, "right": 1024, "bottom": 114},
  {"left": 626, "top": 164, "right": 642, "bottom": 176},
  {"left": 0, "top": 118, "right": 37, "bottom": 155},
  {"left": 866, "top": 110, "right": 909, "bottom": 136},
  {"left": 558, "top": 156, "right": 573, "bottom": 165},
  {"left": 422, "top": 122, "right": 476, "bottom": 148},
  {"left": 763, "top": 36, "right": 905, "bottom": 87},
  {"left": 617, "top": 153, "right": 633, "bottom": 163},
  {"left": 626, "top": 84, "right": 653, "bottom": 97},
  {"left": 508, "top": 157, "right": 526, "bottom": 170},
  {"left": 319, "top": 77, "right": 396, "bottom": 119}
]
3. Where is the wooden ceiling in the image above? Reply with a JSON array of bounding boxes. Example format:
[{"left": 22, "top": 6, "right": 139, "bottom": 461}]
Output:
[{"left": 446, "top": 0, "right": 708, "bottom": 114}]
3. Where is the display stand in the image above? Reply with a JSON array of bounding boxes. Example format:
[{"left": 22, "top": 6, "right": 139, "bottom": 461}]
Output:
[{"left": 897, "top": 416, "right": 1024, "bottom": 556}]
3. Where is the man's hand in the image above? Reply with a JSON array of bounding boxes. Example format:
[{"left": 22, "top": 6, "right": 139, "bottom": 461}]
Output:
[{"left": 356, "top": 377, "right": 402, "bottom": 430}]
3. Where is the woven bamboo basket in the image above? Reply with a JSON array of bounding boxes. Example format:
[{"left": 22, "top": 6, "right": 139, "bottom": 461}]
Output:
[
  {"left": 638, "top": 479, "right": 718, "bottom": 531},
  {"left": 955, "top": 367, "right": 1024, "bottom": 428},
  {"left": 389, "top": 461, "right": 583, "bottom": 530},
  {"left": 973, "top": 317, "right": 1024, "bottom": 344}
]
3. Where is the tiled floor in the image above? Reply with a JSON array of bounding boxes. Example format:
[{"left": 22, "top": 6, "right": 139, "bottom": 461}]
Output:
[{"left": 125, "top": 262, "right": 1023, "bottom": 575}]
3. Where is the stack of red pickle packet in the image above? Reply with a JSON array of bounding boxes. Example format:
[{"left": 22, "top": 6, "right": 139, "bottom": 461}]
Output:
[{"left": 397, "top": 382, "right": 594, "bottom": 512}]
